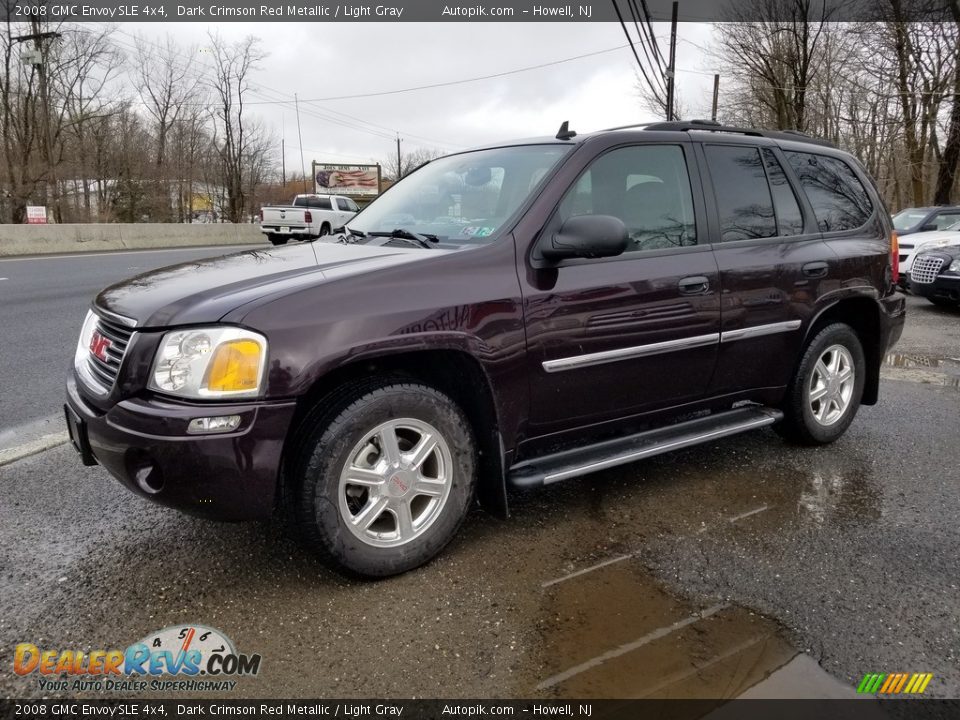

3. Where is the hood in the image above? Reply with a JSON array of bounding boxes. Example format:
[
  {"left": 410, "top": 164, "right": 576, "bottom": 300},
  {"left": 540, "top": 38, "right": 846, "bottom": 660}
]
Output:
[
  {"left": 916, "top": 243, "right": 960, "bottom": 260},
  {"left": 900, "top": 230, "right": 960, "bottom": 248},
  {"left": 95, "top": 242, "right": 431, "bottom": 328}
]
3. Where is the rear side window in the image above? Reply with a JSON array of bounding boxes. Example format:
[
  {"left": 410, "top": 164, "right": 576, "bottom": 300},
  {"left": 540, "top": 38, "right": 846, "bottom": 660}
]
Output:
[
  {"left": 785, "top": 152, "right": 873, "bottom": 231},
  {"left": 762, "top": 149, "right": 804, "bottom": 236},
  {"left": 704, "top": 145, "right": 776, "bottom": 242},
  {"left": 297, "top": 196, "right": 332, "bottom": 210}
]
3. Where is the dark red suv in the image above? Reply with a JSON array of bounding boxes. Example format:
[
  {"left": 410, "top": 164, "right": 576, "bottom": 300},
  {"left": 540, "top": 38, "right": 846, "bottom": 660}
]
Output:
[{"left": 66, "top": 120, "right": 905, "bottom": 576}]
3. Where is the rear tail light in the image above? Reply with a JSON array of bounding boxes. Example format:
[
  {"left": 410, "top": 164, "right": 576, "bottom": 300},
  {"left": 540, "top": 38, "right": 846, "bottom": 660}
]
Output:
[
  {"left": 891, "top": 231, "right": 900, "bottom": 285},
  {"left": 258, "top": 209, "right": 263, "bottom": 222},
  {"left": 304, "top": 211, "right": 313, "bottom": 223}
]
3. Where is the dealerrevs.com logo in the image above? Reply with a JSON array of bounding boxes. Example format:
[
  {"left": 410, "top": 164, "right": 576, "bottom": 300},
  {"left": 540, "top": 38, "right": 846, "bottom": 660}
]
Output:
[{"left": 13, "top": 625, "right": 261, "bottom": 693}]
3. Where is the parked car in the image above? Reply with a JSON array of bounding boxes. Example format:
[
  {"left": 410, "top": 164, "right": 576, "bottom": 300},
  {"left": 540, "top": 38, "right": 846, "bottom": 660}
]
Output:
[
  {"left": 66, "top": 120, "right": 905, "bottom": 577},
  {"left": 892, "top": 205, "right": 960, "bottom": 235},
  {"left": 909, "top": 244, "right": 960, "bottom": 308},
  {"left": 895, "top": 223, "right": 960, "bottom": 287},
  {"left": 259, "top": 194, "right": 359, "bottom": 245}
]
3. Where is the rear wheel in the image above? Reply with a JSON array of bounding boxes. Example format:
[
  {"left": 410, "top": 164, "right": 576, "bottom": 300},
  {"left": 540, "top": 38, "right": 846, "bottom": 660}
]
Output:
[
  {"left": 776, "top": 323, "right": 866, "bottom": 445},
  {"left": 267, "top": 234, "right": 288, "bottom": 246},
  {"left": 290, "top": 382, "right": 476, "bottom": 577},
  {"left": 319, "top": 223, "right": 331, "bottom": 236}
]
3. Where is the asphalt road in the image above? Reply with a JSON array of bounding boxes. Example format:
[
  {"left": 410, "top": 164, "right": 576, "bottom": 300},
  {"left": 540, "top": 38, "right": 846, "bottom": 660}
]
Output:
[
  {"left": 0, "top": 255, "right": 958, "bottom": 701},
  {"left": 0, "top": 244, "right": 268, "bottom": 445}
]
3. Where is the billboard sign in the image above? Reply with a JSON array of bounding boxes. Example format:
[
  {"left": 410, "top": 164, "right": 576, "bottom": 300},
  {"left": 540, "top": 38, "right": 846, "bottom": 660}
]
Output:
[
  {"left": 313, "top": 163, "right": 380, "bottom": 196},
  {"left": 26, "top": 206, "right": 47, "bottom": 224}
]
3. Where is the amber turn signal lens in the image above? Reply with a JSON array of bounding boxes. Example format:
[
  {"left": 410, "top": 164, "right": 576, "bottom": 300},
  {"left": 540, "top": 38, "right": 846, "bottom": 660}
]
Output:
[{"left": 203, "top": 340, "right": 262, "bottom": 392}]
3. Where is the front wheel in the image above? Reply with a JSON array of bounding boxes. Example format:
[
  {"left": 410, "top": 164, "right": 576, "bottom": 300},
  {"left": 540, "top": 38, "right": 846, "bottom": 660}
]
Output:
[
  {"left": 776, "top": 323, "right": 866, "bottom": 445},
  {"left": 290, "top": 382, "right": 476, "bottom": 577},
  {"left": 928, "top": 297, "right": 959, "bottom": 309}
]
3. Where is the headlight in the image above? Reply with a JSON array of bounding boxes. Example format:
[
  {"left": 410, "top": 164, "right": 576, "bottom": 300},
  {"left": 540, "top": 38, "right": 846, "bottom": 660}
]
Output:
[
  {"left": 74, "top": 310, "right": 98, "bottom": 369},
  {"left": 148, "top": 327, "right": 268, "bottom": 399},
  {"left": 950, "top": 259, "right": 960, "bottom": 273},
  {"left": 916, "top": 238, "right": 955, "bottom": 253}
]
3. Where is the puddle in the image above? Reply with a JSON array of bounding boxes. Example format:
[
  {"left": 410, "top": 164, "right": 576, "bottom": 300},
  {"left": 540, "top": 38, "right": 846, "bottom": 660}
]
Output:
[
  {"left": 883, "top": 352, "right": 960, "bottom": 389},
  {"left": 534, "top": 557, "right": 812, "bottom": 699}
]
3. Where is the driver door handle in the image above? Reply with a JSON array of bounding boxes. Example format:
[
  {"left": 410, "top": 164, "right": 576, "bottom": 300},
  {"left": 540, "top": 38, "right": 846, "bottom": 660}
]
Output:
[
  {"left": 679, "top": 276, "right": 710, "bottom": 295},
  {"left": 802, "top": 261, "right": 830, "bottom": 278}
]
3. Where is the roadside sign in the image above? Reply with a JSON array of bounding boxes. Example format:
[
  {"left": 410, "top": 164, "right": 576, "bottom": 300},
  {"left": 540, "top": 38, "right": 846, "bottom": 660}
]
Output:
[
  {"left": 313, "top": 163, "right": 381, "bottom": 196},
  {"left": 26, "top": 206, "right": 47, "bottom": 224}
]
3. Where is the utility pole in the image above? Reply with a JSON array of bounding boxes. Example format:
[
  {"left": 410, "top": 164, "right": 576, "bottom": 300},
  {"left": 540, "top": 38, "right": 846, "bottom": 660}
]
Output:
[
  {"left": 281, "top": 138, "right": 286, "bottom": 185},
  {"left": 711, "top": 74, "right": 720, "bottom": 122},
  {"left": 295, "top": 93, "right": 307, "bottom": 195},
  {"left": 14, "top": 26, "right": 62, "bottom": 221},
  {"left": 666, "top": 1, "right": 678, "bottom": 122},
  {"left": 396, "top": 133, "right": 402, "bottom": 180}
]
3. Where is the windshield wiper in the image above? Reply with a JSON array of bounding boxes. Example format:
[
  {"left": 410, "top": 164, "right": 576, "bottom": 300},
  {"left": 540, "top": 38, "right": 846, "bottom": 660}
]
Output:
[
  {"left": 368, "top": 228, "right": 439, "bottom": 249},
  {"left": 333, "top": 226, "right": 369, "bottom": 244}
]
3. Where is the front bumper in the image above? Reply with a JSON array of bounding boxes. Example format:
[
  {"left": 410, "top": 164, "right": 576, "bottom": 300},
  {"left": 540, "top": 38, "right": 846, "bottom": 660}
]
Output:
[
  {"left": 910, "top": 272, "right": 960, "bottom": 302},
  {"left": 66, "top": 375, "right": 296, "bottom": 520}
]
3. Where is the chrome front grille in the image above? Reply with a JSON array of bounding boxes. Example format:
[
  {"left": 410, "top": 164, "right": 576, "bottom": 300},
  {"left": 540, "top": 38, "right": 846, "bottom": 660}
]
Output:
[
  {"left": 86, "top": 316, "right": 133, "bottom": 388},
  {"left": 911, "top": 255, "right": 945, "bottom": 285}
]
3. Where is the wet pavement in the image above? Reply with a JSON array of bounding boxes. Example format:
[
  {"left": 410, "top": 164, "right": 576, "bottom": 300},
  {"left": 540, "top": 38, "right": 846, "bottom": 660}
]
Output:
[{"left": 0, "top": 295, "right": 958, "bottom": 701}]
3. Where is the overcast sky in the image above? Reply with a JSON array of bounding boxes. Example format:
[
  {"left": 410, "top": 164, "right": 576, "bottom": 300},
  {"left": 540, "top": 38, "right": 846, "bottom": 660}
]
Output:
[{"left": 121, "top": 22, "right": 717, "bottom": 172}]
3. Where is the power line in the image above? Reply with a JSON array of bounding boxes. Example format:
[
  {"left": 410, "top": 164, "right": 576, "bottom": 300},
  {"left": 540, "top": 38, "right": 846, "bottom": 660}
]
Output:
[{"left": 263, "top": 44, "right": 632, "bottom": 103}]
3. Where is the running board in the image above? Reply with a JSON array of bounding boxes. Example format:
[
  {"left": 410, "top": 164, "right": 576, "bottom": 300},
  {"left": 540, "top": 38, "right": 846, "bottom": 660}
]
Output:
[{"left": 507, "top": 406, "right": 783, "bottom": 489}]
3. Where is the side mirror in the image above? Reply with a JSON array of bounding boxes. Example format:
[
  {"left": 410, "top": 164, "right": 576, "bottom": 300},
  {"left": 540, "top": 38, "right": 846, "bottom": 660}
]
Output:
[
  {"left": 542, "top": 215, "right": 629, "bottom": 261},
  {"left": 921, "top": 223, "right": 937, "bottom": 232}
]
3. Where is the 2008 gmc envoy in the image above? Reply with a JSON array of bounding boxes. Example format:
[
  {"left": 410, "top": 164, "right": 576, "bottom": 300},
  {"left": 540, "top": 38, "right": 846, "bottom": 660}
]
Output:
[{"left": 66, "top": 120, "right": 905, "bottom": 577}]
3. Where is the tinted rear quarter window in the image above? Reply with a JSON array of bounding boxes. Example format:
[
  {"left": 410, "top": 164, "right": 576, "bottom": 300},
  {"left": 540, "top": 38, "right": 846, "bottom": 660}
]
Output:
[
  {"left": 762, "top": 148, "right": 804, "bottom": 236},
  {"left": 785, "top": 151, "right": 872, "bottom": 231}
]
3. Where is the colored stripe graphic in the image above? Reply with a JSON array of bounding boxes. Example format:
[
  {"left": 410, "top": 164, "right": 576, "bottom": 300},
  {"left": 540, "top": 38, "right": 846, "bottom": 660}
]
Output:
[{"left": 857, "top": 672, "right": 932, "bottom": 694}]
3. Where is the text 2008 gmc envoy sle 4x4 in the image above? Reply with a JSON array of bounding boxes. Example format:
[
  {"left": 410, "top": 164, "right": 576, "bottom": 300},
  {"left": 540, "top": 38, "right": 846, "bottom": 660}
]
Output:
[{"left": 66, "top": 120, "right": 905, "bottom": 577}]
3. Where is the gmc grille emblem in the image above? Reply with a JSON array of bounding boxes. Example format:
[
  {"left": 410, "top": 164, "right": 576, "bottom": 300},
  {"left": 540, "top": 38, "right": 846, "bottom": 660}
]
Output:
[{"left": 90, "top": 330, "right": 112, "bottom": 363}]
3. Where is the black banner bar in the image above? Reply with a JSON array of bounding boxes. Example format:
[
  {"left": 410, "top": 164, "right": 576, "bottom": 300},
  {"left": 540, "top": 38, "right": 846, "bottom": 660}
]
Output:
[
  {"left": 3, "top": 699, "right": 960, "bottom": 720},
  {"left": 0, "top": 0, "right": 950, "bottom": 23}
]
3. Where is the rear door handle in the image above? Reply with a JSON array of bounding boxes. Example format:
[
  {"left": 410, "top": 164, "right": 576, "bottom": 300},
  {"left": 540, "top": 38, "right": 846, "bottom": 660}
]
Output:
[
  {"left": 802, "top": 261, "right": 829, "bottom": 278},
  {"left": 679, "top": 276, "right": 710, "bottom": 295}
]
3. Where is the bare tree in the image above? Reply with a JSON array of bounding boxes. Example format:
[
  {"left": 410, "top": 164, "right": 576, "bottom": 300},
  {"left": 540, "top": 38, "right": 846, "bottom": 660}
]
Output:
[
  {"left": 382, "top": 145, "right": 442, "bottom": 182},
  {"left": 206, "top": 31, "right": 265, "bottom": 223}
]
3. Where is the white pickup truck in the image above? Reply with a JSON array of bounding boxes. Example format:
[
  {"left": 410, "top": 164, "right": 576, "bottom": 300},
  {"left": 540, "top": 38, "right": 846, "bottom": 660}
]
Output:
[{"left": 259, "top": 194, "right": 360, "bottom": 245}]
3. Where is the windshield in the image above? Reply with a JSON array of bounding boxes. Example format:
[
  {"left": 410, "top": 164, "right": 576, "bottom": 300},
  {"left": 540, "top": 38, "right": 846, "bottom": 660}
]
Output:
[
  {"left": 348, "top": 144, "right": 572, "bottom": 244},
  {"left": 892, "top": 208, "right": 927, "bottom": 230}
]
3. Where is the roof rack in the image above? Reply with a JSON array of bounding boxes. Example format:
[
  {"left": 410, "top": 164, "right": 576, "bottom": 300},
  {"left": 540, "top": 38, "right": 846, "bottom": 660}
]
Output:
[{"left": 604, "top": 119, "right": 837, "bottom": 149}]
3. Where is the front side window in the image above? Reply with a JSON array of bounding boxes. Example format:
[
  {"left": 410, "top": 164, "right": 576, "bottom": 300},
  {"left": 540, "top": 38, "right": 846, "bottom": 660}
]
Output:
[
  {"left": 785, "top": 151, "right": 873, "bottom": 232},
  {"left": 705, "top": 145, "right": 777, "bottom": 242},
  {"left": 336, "top": 198, "right": 350, "bottom": 211},
  {"left": 557, "top": 144, "right": 697, "bottom": 252},
  {"left": 932, "top": 213, "right": 960, "bottom": 230},
  {"left": 349, "top": 144, "right": 572, "bottom": 245}
]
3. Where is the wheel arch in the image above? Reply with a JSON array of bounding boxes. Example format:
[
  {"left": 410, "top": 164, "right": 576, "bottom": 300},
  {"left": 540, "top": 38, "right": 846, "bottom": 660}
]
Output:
[
  {"left": 282, "top": 347, "right": 509, "bottom": 519},
  {"left": 803, "top": 295, "right": 883, "bottom": 405}
]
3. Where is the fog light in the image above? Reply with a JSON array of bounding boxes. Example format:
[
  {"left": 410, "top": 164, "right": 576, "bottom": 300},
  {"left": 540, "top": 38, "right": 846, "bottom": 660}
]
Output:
[{"left": 187, "top": 415, "right": 242, "bottom": 434}]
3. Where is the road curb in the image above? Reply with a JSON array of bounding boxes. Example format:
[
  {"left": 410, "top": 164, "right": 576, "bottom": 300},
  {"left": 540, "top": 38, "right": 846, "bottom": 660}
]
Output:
[{"left": 0, "top": 432, "right": 69, "bottom": 467}]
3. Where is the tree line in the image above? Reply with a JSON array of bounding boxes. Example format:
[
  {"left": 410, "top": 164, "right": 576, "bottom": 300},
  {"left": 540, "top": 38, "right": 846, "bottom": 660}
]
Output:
[
  {"left": 1, "top": 16, "right": 273, "bottom": 224},
  {"left": 706, "top": 0, "right": 960, "bottom": 211}
]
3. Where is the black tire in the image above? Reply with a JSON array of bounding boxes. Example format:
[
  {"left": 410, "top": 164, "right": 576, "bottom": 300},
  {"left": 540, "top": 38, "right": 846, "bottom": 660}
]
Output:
[
  {"left": 267, "top": 234, "right": 288, "bottom": 246},
  {"left": 928, "top": 297, "right": 959, "bottom": 309},
  {"left": 319, "top": 223, "right": 331, "bottom": 236},
  {"left": 290, "top": 382, "right": 476, "bottom": 577},
  {"left": 776, "top": 323, "right": 866, "bottom": 446}
]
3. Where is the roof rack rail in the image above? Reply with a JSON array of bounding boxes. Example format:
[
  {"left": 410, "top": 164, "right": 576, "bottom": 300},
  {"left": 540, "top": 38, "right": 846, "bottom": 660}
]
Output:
[{"left": 600, "top": 119, "right": 836, "bottom": 148}]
